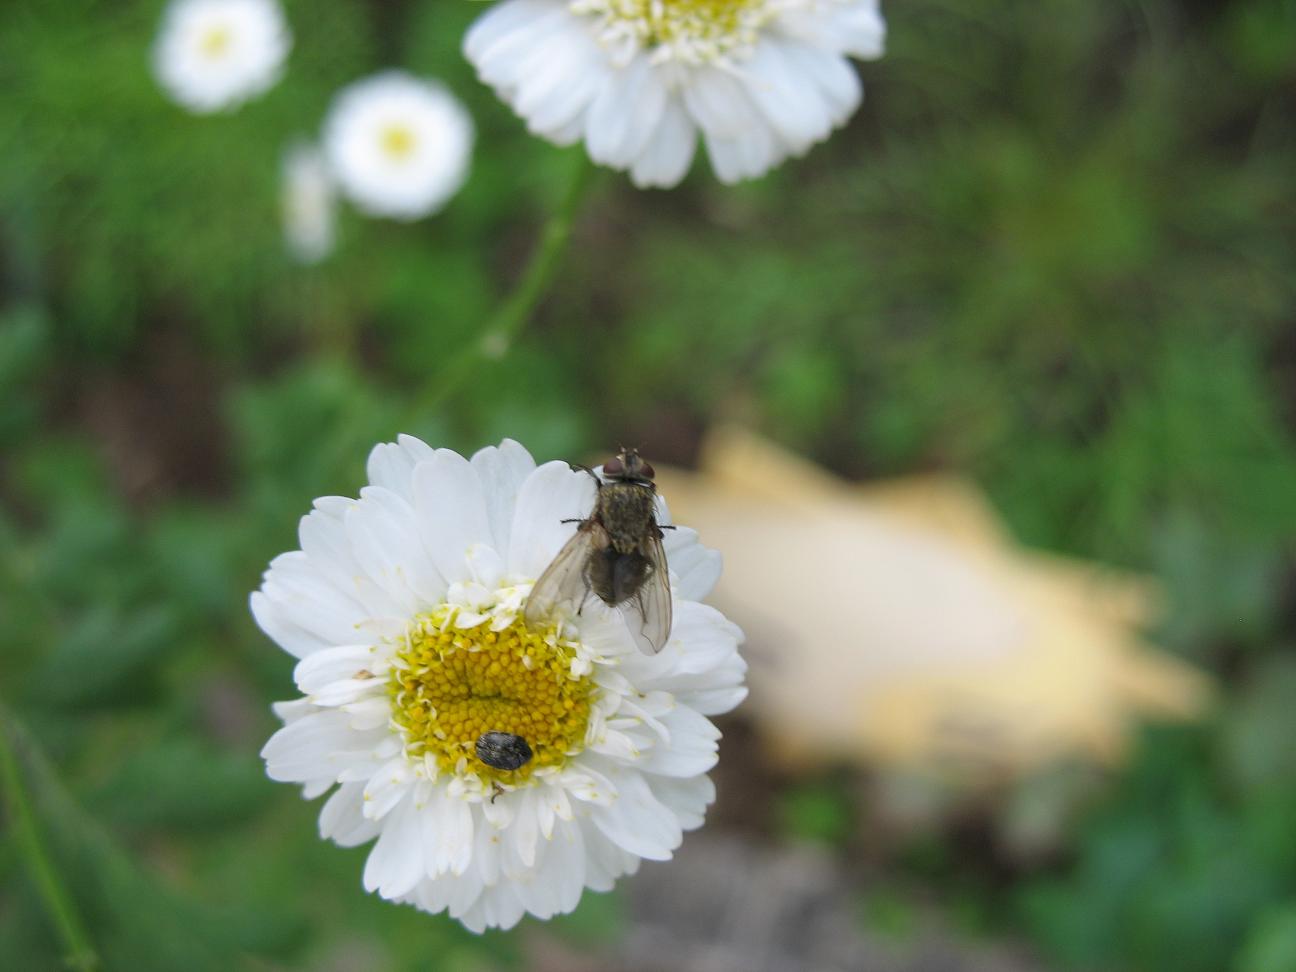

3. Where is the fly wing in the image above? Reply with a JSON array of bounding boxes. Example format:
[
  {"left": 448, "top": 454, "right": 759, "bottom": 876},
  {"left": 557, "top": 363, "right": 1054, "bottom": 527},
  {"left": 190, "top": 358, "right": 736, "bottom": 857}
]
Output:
[
  {"left": 623, "top": 533, "right": 673, "bottom": 655},
  {"left": 525, "top": 523, "right": 602, "bottom": 629}
]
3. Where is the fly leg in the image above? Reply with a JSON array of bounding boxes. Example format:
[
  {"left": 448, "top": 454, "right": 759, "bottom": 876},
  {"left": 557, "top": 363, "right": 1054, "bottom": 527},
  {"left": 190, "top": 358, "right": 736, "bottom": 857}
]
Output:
[{"left": 567, "top": 462, "right": 603, "bottom": 489}]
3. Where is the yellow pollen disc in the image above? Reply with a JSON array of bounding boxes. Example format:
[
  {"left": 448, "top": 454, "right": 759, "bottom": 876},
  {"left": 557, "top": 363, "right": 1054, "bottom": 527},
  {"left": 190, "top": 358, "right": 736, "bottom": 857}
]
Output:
[
  {"left": 199, "top": 25, "right": 233, "bottom": 58},
  {"left": 576, "top": 0, "right": 772, "bottom": 60},
  {"left": 389, "top": 611, "right": 592, "bottom": 786},
  {"left": 380, "top": 124, "right": 417, "bottom": 160}
]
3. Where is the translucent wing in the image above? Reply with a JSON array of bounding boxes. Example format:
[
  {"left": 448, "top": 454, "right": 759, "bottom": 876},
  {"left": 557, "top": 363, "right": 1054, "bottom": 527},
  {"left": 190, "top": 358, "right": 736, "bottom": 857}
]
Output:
[
  {"left": 623, "top": 532, "right": 673, "bottom": 655},
  {"left": 525, "top": 523, "right": 603, "bottom": 629}
]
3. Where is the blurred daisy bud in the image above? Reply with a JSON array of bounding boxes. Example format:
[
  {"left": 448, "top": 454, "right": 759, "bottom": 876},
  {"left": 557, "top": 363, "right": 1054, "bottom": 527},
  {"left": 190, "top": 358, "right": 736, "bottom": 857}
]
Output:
[
  {"left": 254, "top": 437, "right": 746, "bottom": 932},
  {"left": 281, "top": 142, "right": 336, "bottom": 264},
  {"left": 322, "top": 72, "right": 475, "bottom": 221},
  {"left": 464, "top": 0, "right": 886, "bottom": 188},
  {"left": 152, "top": 0, "right": 291, "bottom": 114}
]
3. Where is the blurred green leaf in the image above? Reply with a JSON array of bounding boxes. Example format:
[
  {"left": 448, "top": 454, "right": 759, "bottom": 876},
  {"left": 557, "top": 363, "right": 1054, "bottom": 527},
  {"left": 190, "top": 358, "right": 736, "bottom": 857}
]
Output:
[
  {"left": 860, "top": 890, "right": 919, "bottom": 943},
  {"left": 28, "top": 605, "right": 178, "bottom": 708},
  {"left": 776, "top": 781, "right": 854, "bottom": 848},
  {"left": 92, "top": 738, "right": 268, "bottom": 830},
  {"left": 1238, "top": 903, "right": 1296, "bottom": 972}
]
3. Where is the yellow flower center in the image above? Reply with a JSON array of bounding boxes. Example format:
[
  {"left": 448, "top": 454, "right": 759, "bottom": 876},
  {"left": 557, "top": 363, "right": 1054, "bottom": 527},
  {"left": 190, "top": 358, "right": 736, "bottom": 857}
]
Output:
[
  {"left": 199, "top": 25, "right": 233, "bottom": 59},
  {"left": 389, "top": 610, "right": 593, "bottom": 786},
  {"left": 573, "top": 0, "right": 776, "bottom": 63},
  {"left": 380, "top": 124, "right": 417, "bottom": 160}
]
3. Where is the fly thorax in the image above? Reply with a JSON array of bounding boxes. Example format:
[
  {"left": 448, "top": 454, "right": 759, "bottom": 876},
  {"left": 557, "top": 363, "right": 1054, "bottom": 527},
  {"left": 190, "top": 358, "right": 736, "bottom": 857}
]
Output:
[{"left": 598, "top": 483, "right": 658, "bottom": 554}]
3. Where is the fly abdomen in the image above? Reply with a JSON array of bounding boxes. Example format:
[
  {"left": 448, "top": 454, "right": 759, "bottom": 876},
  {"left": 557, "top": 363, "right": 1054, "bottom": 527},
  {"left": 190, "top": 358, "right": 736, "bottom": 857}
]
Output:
[{"left": 611, "top": 551, "right": 652, "bottom": 603}]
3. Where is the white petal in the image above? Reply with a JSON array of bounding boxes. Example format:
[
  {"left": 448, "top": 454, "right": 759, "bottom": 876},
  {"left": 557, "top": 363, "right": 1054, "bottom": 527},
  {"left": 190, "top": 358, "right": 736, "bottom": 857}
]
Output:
[
  {"left": 261, "top": 710, "right": 383, "bottom": 784},
  {"left": 580, "top": 819, "right": 641, "bottom": 892},
  {"left": 629, "top": 96, "right": 697, "bottom": 189},
  {"left": 513, "top": 19, "right": 607, "bottom": 138},
  {"left": 661, "top": 526, "right": 722, "bottom": 601},
  {"left": 652, "top": 774, "right": 716, "bottom": 831},
  {"left": 634, "top": 707, "right": 720, "bottom": 777},
  {"left": 680, "top": 682, "right": 749, "bottom": 716},
  {"left": 560, "top": 763, "right": 617, "bottom": 807},
  {"left": 824, "top": 0, "right": 887, "bottom": 59},
  {"left": 512, "top": 788, "right": 541, "bottom": 868},
  {"left": 507, "top": 460, "right": 597, "bottom": 579},
  {"left": 297, "top": 501, "right": 411, "bottom": 620},
  {"left": 543, "top": 819, "right": 588, "bottom": 913},
  {"left": 740, "top": 38, "right": 834, "bottom": 153},
  {"left": 684, "top": 64, "right": 764, "bottom": 141},
  {"left": 271, "top": 697, "right": 316, "bottom": 724},
  {"left": 704, "top": 121, "right": 782, "bottom": 184},
  {"left": 413, "top": 451, "right": 494, "bottom": 585},
  {"left": 465, "top": 0, "right": 568, "bottom": 71},
  {"left": 362, "top": 758, "right": 415, "bottom": 820},
  {"left": 363, "top": 796, "right": 424, "bottom": 897},
  {"left": 585, "top": 54, "right": 667, "bottom": 168},
  {"left": 421, "top": 789, "right": 475, "bottom": 877},
  {"left": 783, "top": 44, "right": 862, "bottom": 125},
  {"left": 345, "top": 487, "right": 443, "bottom": 610},
  {"left": 365, "top": 435, "right": 437, "bottom": 499},
  {"left": 459, "top": 881, "right": 527, "bottom": 933},
  {"left": 473, "top": 814, "right": 505, "bottom": 887},
  {"left": 293, "top": 644, "right": 383, "bottom": 696},
  {"left": 470, "top": 438, "right": 537, "bottom": 554},
  {"left": 589, "top": 766, "right": 683, "bottom": 861},
  {"left": 619, "top": 600, "right": 746, "bottom": 689},
  {"left": 340, "top": 695, "right": 395, "bottom": 732},
  {"left": 257, "top": 552, "right": 373, "bottom": 653},
  {"left": 319, "top": 782, "right": 382, "bottom": 847},
  {"left": 250, "top": 591, "right": 325, "bottom": 659}
]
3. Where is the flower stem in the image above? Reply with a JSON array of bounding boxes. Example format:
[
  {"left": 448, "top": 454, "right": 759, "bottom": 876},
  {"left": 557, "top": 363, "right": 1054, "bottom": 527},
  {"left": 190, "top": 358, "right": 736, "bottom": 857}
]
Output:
[
  {"left": 0, "top": 706, "right": 99, "bottom": 972},
  {"left": 405, "top": 152, "right": 596, "bottom": 426}
]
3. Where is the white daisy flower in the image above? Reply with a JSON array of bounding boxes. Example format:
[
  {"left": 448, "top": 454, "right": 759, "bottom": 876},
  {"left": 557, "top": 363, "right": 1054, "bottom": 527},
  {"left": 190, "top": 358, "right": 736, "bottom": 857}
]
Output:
[
  {"left": 322, "top": 72, "right": 475, "bottom": 221},
  {"left": 463, "top": 0, "right": 886, "bottom": 188},
  {"left": 152, "top": 0, "right": 291, "bottom": 114},
  {"left": 281, "top": 142, "right": 336, "bottom": 265},
  {"left": 254, "top": 437, "right": 746, "bottom": 932}
]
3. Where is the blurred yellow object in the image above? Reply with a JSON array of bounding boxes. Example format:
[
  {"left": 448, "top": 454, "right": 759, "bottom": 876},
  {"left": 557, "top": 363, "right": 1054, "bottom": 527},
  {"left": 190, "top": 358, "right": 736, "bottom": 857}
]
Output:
[{"left": 655, "top": 428, "right": 1211, "bottom": 777}]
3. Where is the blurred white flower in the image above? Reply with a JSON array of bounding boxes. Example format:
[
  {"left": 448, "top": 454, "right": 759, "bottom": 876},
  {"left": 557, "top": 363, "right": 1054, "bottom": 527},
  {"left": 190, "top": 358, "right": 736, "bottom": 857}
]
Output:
[
  {"left": 322, "top": 72, "right": 474, "bottom": 221},
  {"left": 281, "top": 143, "right": 336, "bottom": 264},
  {"left": 464, "top": 0, "right": 886, "bottom": 188},
  {"left": 152, "top": 0, "right": 291, "bottom": 114},
  {"left": 254, "top": 437, "right": 746, "bottom": 932}
]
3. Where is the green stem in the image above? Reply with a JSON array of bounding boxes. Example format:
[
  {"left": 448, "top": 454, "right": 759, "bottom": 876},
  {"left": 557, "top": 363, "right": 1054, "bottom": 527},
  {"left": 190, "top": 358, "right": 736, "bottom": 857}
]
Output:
[
  {"left": 404, "top": 153, "right": 596, "bottom": 427},
  {"left": 0, "top": 707, "right": 99, "bottom": 972}
]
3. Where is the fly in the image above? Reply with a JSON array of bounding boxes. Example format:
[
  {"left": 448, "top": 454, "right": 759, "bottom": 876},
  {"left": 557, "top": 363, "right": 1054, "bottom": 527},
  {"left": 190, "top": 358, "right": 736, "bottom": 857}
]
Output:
[{"left": 525, "top": 448, "right": 672, "bottom": 655}]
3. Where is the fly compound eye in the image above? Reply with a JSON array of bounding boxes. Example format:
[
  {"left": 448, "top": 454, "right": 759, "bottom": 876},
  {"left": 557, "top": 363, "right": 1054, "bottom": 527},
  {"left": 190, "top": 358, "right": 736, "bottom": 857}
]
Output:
[
  {"left": 639, "top": 461, "right": 655, "bottom": 480},
  {"left": 475, "top": 731, "right": 533, "bottom": 771},
  {"left": 603, "top": 456, "right": 625, "bottom": 477}
]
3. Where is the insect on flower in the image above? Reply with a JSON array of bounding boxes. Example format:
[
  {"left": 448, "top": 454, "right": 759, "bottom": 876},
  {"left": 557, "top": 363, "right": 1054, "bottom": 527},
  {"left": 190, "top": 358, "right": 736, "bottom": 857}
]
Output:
[
  {"left": 526, "top": 448, "right": 673, "bottom": 654},
  {"left": 475, "top": 731, "right": 533, "bottom": 772},
  {"left": 255, "top": 436, "right": 745, "bottom": 931}
]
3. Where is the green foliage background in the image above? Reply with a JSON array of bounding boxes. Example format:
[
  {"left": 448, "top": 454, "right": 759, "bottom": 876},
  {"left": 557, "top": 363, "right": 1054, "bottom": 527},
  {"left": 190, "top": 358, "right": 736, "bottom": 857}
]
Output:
[{"left": 2, "top": 1, "right": 1295, "bottom": 969}]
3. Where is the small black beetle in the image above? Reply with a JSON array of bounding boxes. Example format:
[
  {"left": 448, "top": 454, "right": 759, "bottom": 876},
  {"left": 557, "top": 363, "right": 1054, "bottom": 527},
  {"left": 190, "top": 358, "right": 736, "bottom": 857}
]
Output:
[{"left": 475, "top": 731, "right": 533, "bottom": 771}]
